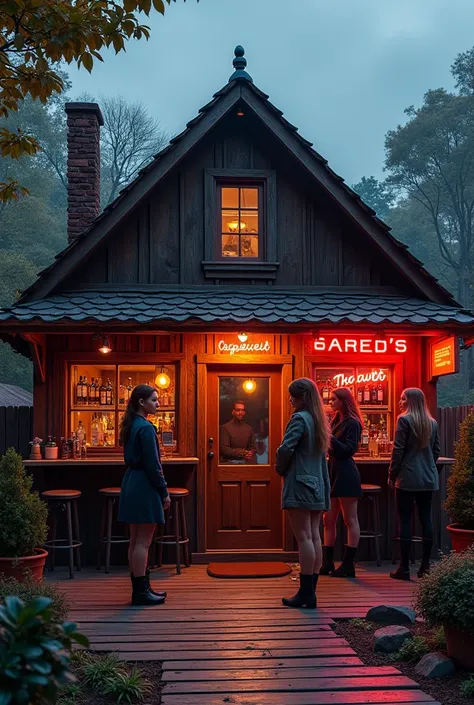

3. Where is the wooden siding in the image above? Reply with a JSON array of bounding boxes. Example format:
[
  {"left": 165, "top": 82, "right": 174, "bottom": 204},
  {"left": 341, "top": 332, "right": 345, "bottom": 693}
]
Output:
[{"left": 61, "top": 112, "right": 418, "bottom": 294}]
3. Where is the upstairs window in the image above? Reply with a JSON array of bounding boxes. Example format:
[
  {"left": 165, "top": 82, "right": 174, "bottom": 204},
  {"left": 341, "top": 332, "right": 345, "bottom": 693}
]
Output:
[{"left": 221, "top": 186, "right": 260, "bottom": 259}]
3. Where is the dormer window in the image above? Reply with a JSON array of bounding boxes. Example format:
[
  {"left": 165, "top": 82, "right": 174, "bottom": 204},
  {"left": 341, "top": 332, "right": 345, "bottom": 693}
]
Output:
[
  {"left": 203, "top": 169, "right": 278, "bottom": 280},
  {"left": 221, "top": 186, "right": 260, "bottom": 259}
]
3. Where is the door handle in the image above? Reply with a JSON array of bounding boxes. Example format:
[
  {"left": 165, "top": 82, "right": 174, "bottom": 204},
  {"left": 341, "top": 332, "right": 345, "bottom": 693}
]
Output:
[{"left": 208, "top": 437, "right": 215, "bottom": 461}]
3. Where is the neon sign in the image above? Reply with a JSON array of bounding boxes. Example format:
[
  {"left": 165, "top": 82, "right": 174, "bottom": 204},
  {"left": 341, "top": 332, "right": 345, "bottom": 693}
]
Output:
[
  {"left": 313, "top": 336, "right": 407, "bottom": 354},
  {"left": 218, "top": 340, "right": 271, "bottom": 355},
  {"left": 333, "top": 369, "right": 387, "bottom": 387}
]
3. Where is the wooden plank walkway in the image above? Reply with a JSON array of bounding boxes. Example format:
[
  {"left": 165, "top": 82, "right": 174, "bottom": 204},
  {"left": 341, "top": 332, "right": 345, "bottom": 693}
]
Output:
[{"left": 49, "top": 564, "right": 438, "bottom": 705}]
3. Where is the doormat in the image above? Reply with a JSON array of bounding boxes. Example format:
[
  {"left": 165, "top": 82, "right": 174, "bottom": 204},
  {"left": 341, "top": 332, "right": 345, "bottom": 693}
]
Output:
[{"left": 207, "top": 561, "right": 292, "bottom": 579}]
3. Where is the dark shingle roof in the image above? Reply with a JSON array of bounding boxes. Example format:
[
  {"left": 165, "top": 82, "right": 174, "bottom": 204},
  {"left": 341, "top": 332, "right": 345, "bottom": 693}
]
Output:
[
  {"left": 1, "top": 290, "right": 472, "bottom": 326},
  {"left": 0, "top": 384, "right": 33, "bottom": 407}
]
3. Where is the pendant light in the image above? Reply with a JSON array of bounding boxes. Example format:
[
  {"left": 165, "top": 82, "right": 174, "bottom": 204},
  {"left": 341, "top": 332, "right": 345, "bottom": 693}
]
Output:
[
  {"left": 155, "top": 367, "right": 171, "bottom": 389},
  {"left": 243, "top": 378, "right": 256, "bottom": 394}
]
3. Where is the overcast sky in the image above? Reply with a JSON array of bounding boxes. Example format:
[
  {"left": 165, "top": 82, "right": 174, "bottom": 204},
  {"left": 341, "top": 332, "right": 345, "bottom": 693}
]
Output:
[{"left": 69, "top": 0, "right": 474, "bottom": 185}]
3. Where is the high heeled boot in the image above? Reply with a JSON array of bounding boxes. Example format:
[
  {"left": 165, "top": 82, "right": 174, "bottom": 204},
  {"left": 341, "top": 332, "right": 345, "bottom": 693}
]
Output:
[
  {"left": 131, "top": 575, "right": 166, "bottom": 606},
  {"left": 282, "top": 574, "right": 316, "bottom": 609},
  {"left": 331, "top": 546, "right": 357, "bottom": 578},
  {"left": 319, "top": 546, "right": 335, "bottom": 575}
]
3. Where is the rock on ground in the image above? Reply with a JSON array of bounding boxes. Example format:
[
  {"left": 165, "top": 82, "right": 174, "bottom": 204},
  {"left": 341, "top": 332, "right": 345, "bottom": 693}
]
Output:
[
  {"left": 366, "top": 605, "right": 417, "bottom": 625},
  {"left": 373, "top": 625, "right": 413, "bottom": 653},
  {"left": 415, "top": 652, "right": 455, "bottom": 678}
]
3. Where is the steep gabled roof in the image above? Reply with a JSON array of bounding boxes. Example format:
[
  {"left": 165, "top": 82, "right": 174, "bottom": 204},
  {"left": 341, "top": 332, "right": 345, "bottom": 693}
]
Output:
[{"left": 18, "top": 47, "right": 457, "bottom": 307}]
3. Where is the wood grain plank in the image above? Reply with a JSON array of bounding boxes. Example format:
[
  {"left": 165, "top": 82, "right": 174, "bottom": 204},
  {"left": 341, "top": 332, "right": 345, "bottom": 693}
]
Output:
[
  {"left": 116, "top": 647, "right": 357, "bottom": 661},
  {"left": 161, "top": 693, "right": 437, "bottom": 705},
  {"left": 88, "top": 637, "right": 349, "bottom": 652},
  {"left": 162, "top": 656, "right": 364, "bottom": 670},
  {"left": 164, "top": 666, "right": 402, "bottom": 681}
]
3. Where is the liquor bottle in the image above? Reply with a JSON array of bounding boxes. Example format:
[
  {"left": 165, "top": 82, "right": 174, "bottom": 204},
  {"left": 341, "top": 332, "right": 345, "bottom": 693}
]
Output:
[
  {"left": 106, "top": 416, "right": 115, "bottom": 446},
  {"left": 162, "top": 389, "right": 169, "bottom": 407},
  {"left": 91, "top": 414, "right": 100, "bottom": 447},
  {"left": 127, "top": 377, "right": 133, "bottom": 401},
  {"left": 361, "top": 424, "right": 369, "bottom": 452},
  {"left": 90, "top": 378, "right": 95, "bottom": 404},
  {"left": 76, "top": 419, "right": 86, "bottom": 444},
  {"left": 322, "top": 379, "right": 329, "bottom": 404},
  {"left": 357, "top": 386, "right": 363, "bottom": 404},
  {"left": 164, "top": 413, "right": 171, "bottom": 431},
  {"left": 377, "top": 382, "right": 384, "bottom": 405},
  {"left": 370, "top": 384, "right": 377, "bottom": 405},
  {"left": 60, "top": 437, "right": 69, "bottom": 460},
  {"left": 100, "top": 379, "right": 107, "bottom": 406},
  {"left": 80, "top": 442, "right": 87, "bottom": 459},
  {"left": 363, "top": 383, "right": 370, "bottom": 404},
  {"left": 119, "top": 382, "right": 125, "bottom": 406},
  {"left": 82, "top": 376, "right": 89, "bottom": 405},
  {"left": 76, "top": 376, "right": 83, "bottom": 405},
  {"left": 106, "top": 378, "right": 113, "bottom": 406}
]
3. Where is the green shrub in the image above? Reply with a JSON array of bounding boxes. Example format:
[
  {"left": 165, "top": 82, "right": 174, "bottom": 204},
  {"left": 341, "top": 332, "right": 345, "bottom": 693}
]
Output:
[
  {"left": 444, "top": 412, "right": 474, "bottom": 529},
  {"left": 0, "top": 573, "right": 69, "bottom": 623},
  {"left": 414, "top": 545, "right": 474, "bottom": 630},
  {"left": 349, "top": 618, "right": 373, "bottom": 631},
  {"left": 0, "top": 448, "right": 48, "bottom": 557},
  {"left": 460, "top": 676, "right": 474, "bottom": 699},
  {"left": 391, "top": 635, "right": 429, "bottom": 662},
  {"left": 427, "top": 625, "right": 447, "bottom": 651},
  {"left": 0, "top": 595, "right": 88, "bottom": 705},
  {"left": 101, "top": 666, "right": 153, "bottom": 704},
  {"left": 82, "top": 652, "right": 125, "bottom": 690}
]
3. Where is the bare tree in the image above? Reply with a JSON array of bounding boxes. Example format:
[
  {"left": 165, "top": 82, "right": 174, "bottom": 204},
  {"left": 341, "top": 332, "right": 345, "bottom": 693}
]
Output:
[{"left": 100, "top": 95, "right": 168, "bottom": 205}]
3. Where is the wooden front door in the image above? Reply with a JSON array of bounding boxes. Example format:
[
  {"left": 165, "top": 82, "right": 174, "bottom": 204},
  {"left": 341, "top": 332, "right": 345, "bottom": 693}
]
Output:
[{"left": 206, "top": 367, "right": 283, "bottom": 550}]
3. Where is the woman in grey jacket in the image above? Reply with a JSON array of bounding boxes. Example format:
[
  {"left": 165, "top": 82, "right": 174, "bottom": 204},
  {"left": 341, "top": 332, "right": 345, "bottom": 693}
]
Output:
[
  {"left": 388, "top": 388, "right": 440, "bottom": 581},
  {"left": 276, "top": 378, "right": 331, "bottom": 608}
]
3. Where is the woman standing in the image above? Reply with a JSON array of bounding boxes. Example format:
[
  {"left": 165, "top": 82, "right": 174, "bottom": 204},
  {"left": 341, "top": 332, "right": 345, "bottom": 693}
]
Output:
[
  {"left": 276, "top": 378, "right": 331, "bottom": 608},
  {"left": 118, "top": 384, "right": 171, "bottom": 605},
  {"left": 320, "top": 388, "right": 363, "bottom": 578},
  {"left": 389, "top": 388, "right": 440, "bottom": 581}
]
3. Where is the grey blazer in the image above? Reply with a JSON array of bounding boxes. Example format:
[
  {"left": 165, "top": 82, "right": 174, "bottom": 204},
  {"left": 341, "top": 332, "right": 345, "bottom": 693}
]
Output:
[
  {"left": 276, "top": 410, "right": 331, "bottom": 511},
  {"left": 388, "top": 414, "right": 441, "bottom": 491}
]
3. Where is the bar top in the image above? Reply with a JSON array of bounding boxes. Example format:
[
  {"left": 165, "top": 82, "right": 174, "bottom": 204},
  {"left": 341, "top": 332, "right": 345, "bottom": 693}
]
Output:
[
  {"left": 24, "top": 456, "right": 199, "bottom": 467},
  {"left": 355, "top": 456, "right": 454, "bottom": 465}
]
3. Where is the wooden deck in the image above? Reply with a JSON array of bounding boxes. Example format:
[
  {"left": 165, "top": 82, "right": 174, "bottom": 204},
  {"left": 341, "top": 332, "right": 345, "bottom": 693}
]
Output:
[{"left": 49, "top": 563, "right": 439, "bottom": 705}]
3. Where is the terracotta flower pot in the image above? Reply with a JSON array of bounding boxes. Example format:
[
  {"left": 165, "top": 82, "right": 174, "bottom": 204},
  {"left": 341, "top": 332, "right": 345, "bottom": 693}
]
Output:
[
  {"left": 29, "top": 444, "right": 42, "bottom": 460},
  {"left": 444, "top": 623, "right": 474, "bottom": 669},
  {"left": 447, "top": 523, "right": 474, "bottom": 553},
  {"left": 0, "top": 548, "right": 48, "bottom": 582}
]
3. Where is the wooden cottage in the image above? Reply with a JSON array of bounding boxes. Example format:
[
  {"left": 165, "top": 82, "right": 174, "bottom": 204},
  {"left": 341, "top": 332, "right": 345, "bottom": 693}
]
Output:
[{"left": 1, "top": 46, "right": 473, "bottom": 564}]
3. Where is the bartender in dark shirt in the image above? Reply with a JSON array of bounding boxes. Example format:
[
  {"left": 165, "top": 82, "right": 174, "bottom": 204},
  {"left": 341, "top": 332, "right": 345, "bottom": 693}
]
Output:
[{"left": 220, "top": 401, "right": 256, "bottom": 462}]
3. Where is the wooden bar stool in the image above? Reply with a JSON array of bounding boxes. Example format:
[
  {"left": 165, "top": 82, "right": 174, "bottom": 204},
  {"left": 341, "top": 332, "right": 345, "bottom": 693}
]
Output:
[
  {"left": 359, "top": 484, "right": 383, "bottom": 567},
  {"left": 42, "top": 490, "right": 82, "bottom": 579},
  {"left": 97, "top": 487, "right": 130, "bottom": 574},
  {"left": 153, "top": 488, "right": 190, "bottom": 575}
]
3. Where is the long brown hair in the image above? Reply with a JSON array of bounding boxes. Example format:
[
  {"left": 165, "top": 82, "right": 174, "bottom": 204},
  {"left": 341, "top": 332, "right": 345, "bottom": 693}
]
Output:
[
  {"left": 401, "top": 387, "right": 434, "bottom": 449},
  {"left": 119, "top": 384, "right": 156, "bottom": 445},
  {"left": 332, "top": 387, "right": 364, "bottom": 427},
  {"left": 288, "top": 377, "right": 330, "bottom": 452}
]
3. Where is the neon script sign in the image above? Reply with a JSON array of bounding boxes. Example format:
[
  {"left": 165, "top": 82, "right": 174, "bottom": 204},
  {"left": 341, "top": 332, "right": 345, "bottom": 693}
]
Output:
[
  {"left": 218, "top": 340, "right": 271, "bottom": 355},
  {"left": 313, "top": 337, "right": 407, "bottom": 354},
  {"left": 333, "top": 369, "right": 387, "bottom": 387}
]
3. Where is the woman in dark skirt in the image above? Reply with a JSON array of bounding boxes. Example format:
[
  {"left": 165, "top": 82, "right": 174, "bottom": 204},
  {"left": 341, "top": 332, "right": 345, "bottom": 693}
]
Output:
[
  {"left": 118, "top": 384, "right": 171, "bottom": 606},
  {"left": 320, "top": 387, "right": 363, "bottom": 578}
]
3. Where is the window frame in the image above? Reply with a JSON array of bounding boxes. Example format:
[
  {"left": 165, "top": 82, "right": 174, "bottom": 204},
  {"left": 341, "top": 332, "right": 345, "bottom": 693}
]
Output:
[{"left": 203, "top": 169, "right": 278, "bottom": 280}]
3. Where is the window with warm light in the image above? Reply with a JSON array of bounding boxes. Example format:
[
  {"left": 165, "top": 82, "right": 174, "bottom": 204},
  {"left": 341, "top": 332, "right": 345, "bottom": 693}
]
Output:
[{"left": 221, "top": 186, "right": 260, "bottom": 259}]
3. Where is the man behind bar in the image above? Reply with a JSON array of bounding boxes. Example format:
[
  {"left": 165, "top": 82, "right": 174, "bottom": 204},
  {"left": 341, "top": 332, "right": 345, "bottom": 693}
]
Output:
[{"left": 220, "top": 400, "right": 257, "bottom": 462}]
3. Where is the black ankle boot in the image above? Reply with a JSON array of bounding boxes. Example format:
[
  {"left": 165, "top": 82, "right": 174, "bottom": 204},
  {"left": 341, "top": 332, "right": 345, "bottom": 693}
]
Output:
[
  {"left": 131, "top": 575, "right": 166, "bottom": 606},
  {"left": 319, "top": 546, "right": 335, "bottom": 575},
  {"left": 146, "top": 569, "right": 167, "bottom": 598},
  {"left": 130, "top": 572, "right": 167, "bottom": 598},
  {"left": 331, "top": 546, "right": 357, "bottom": 578},
  {"left": 390, "top": 565, "right": 411, "bottom": 581},
  {"left": 282, "top": 574, "right": 316, "bottom": 609}
]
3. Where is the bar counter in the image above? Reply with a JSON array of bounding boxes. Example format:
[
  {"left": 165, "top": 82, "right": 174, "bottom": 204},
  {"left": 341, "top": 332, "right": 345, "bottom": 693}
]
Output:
[{"left": 26, "top": 455, "right": 198, "bottom": 566}]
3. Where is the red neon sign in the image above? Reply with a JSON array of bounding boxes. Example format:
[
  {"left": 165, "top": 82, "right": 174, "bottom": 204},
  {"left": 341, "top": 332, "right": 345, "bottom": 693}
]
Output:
[
  {"left": 333, "top": 369, "right": 387, "bottom": 387},
  {"left": 313, "top": 336, "right": 407, "bottom": 354}
]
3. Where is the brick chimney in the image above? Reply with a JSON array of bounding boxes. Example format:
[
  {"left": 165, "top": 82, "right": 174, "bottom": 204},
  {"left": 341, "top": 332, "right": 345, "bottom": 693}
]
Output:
[{"left": 65, "top": 102, "right": 104, "bottom": 242}]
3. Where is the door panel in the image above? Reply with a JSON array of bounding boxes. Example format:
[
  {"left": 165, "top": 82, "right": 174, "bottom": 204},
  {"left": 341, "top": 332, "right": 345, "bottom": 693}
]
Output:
[{"left": 207, "top": 367, "right": 282, "bottom": 550}]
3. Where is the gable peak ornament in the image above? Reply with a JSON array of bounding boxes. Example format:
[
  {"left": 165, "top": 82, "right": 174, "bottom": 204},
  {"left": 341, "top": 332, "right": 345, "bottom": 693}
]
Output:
[{"left": 229, "top": 45, "right": 253, "bottom": 84}]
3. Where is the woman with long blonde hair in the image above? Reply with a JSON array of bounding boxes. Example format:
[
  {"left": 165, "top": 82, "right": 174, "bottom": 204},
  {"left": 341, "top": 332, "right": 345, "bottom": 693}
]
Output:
[
  {"left": 276, "top": 378, "right": 331, "bottom": 608},
  {"left": 389, "top": 388, "right": 440, "bottom": 581},
  {"left": 320, "top": 387, "right": 363, "bottom": 578}
]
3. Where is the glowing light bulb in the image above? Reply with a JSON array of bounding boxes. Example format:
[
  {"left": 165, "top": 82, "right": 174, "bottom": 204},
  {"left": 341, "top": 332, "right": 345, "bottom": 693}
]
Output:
[
  {"left": 238, "top": 332, "right": 248, "bottom": 343},
  {"left": 155, "top": 369, "right": 171, "bottom": 389},
  {"left": 243, "top": 378, "right": 256, "bottom": 393},
  {"left": 98, "top": 337, "right": 111, "bottom": 354}
]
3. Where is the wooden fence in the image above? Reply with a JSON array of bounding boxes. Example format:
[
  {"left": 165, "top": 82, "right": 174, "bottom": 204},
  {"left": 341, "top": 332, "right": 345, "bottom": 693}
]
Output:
[
  {"left": 0, "top": 406, "right": 34, "bottom": 459},
  {"left": 436, "top": 404, "right": 474, "bottom": 457}
]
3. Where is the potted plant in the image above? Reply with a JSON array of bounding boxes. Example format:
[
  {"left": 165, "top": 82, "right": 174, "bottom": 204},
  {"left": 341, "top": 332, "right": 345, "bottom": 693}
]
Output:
[
  {"left": 414, "top": 545, "right": 474, "bottom": 669},
  {"left": 0, "top": 448, "right": 49, "bottom": 582},
  {"left": 0, "top": 595, "right": 88, "bottom": 704},
  {"left": 444, "top": 412, "right": 474, "bottom": 552},
  {"left": 29, "top": 436, "right": 43, "bottom": 460}
]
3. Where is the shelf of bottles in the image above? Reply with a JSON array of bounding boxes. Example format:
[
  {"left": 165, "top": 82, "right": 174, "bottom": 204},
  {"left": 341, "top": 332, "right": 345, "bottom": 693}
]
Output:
[
  {"left": 314, "top": 366, "right": 393, "bottom": 457},
  {"left": 70, "top": 364, "right": 177, "bottom": 452}
]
